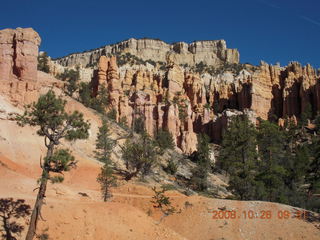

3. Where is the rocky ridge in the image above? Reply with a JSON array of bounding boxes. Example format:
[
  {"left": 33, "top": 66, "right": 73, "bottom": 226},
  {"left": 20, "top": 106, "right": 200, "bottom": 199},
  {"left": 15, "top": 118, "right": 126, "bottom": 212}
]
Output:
[
  {"left": 53, "top": 38, "right": 240, "bottom": 68},
  {"left": 1, "top": 27, "right": 320, "bottom": 154}
]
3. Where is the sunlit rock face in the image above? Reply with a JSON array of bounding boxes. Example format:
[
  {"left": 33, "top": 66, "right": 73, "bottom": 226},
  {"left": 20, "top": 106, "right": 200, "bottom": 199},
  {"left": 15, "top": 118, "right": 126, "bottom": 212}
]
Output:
[
  {"left": 0, "top": 28, "right": 41, "bottom": 105},
  {"left": 91, "top": 52, "right": 320, "bottom": 153},
  {"left": 2, "top": 27, "right": 319, "bottom": 153},
  {"left": 53, "top": 38, "right": 240, "bottom": 69}
]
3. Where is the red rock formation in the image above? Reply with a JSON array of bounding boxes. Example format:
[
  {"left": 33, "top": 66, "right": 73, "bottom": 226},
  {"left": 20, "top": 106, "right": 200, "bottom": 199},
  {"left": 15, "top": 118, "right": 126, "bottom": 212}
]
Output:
[
  {"left": 1, "top": 27, "right": 319, "bottom": 153},
  {"left": 251, "top": 62, "right": 320, "bottom": 120},
  {"left": 93, "top": 54, "right": 320, "bottom": 153},
  {"left": 0, "top": 28, "right": 41, "bottom": 105}
]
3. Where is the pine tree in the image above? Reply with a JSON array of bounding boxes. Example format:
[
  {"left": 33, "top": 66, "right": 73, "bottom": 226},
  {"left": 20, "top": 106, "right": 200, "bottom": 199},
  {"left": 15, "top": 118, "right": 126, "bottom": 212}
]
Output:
[
  {"left": 306, "top": 136, "right": 320, "bottom": 197},
  {"left": 155, "top": 129, "right": 175, "bottom": 153},
  {"left": 288, "top": 145, "right": 310, "bottom": 188},
  {"left": 300, "top": 102, "right": 313, "bottom": 127},
  {"left": 218, "top": 114, "right": 258, "bottom": 200},
  {"left": 122, "top": 132, "right": 158, "bottom": 180},
  {"left": 66, "top": 67, "right": 80, "bottom": 97},
  {"left": 57, "top": 67, "right": 81, "bottom": 97},
  {"left": 95, "top": 120, "right": 114, "bottom": 164},
  {"left": 95, "top": 119, "right": 116, "bottom": 201},
  {"left": 93, "top": 85, "right": 109, "bottom": 114},
  {"left": 133, "top": 115, "right": 145, "bottom": 134},
  {"left": 78, "top": 82, "right": 93, "bottom": 107},
  {"left": 315, "top": 113, "right": 320, "bottom": 134},
  {"left": 256, "top": 119, "right": 287, "bottom": 202},
  {"left": 78, "top": 83, "right": 109, "bottom": 114},
  {"left": 151, "top": 186, "right": 175, "bottom": 218},
  {"left": 97, "top": 164, "right": 117, "bottom": 202},
  {"left": 190, "top": 134, "right": 211, "bottom": 191},
  {"left": 15, "top": 90, "right": 90, "bottom": 240},
  {"left": 37, "top": 52, "right": 50, "bottom": 73}
]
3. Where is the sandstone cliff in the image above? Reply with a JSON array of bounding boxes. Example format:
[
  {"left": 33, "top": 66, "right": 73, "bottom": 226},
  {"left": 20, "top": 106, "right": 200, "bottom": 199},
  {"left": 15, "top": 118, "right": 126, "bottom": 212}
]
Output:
[
  {"left": 0, "top": 28, "right": 62, "bottom": 106},
  {"left": 0, "top": 28, "right": 41, "bottom": 105},
  {"left": 53, "top": 38, "right": 240, "bottom": 68},
  {"left": 1, "top": 27, "right": 319, "bottom": 154},
  {"left": 91, "top": 55, "right": 319, "bottom": 154}
]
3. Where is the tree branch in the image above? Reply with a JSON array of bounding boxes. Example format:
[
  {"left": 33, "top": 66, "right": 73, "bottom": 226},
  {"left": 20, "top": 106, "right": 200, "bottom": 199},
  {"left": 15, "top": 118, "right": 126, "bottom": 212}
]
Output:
[{"left": 39, "top": 155, "right": 43, "bottom": 169}]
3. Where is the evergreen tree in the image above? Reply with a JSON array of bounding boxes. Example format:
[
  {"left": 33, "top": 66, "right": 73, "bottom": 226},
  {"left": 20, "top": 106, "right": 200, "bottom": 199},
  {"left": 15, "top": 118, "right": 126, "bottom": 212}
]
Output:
[
  {"left": 218, "top": 114, "right": 258, "bottom": 200},
  {"left": 133, "top": 115, "right": 145, "bottom": 134},
  {"left": 287, "top": 145, "right": 310, "bottom": 189},
  {"left": 155, "top": 129, "right": 175, "bottom": 153},
  {"left": 97, "top": 164, "right": 117, "bottom": 202},
  {"left": 122, "top": 132, "right": 158, "bottom": 180},
  {"left": 95, "top": 120, "right": 114, "bottom": 164},
  {"left": 57, "top": 67, "right": 81, "bottom": 97},
  {"left": 306, "top": 136, "right": 320, "bottom": 197},
  {"left": 300, "top": 102, "right": 313, "bottom": 127},
  {"left": 37, "top": 52, "right": 50, "bottom": 73},
  {"left": 78, "top": 83, "right": 109, "bottom": 114},
  {"left": 315, "top": 113, "right": 320, "bottom": 134},
  {"left": 151, "top": 186, "right": 175, "bottom": 220},
  {"left": 95, "top": 119, "right": 116, "bottom": 201},
  {"left": 15, "top": 90, "right": 90, "bottom": 240},
  {"left": 93, "top": 85, "right": 109, "bottom": 114},
  {"left": 282, "top": 118, "right": 310, "bottom": 189},
  {"left": 78, "top": 82, "right": 93, "bottom": 107},
  {"left": 256, "top": 119, "right": 287, "bottom": 202},
  {"left": 107, "top": 108, "right": 117, "bottom": 121},
  {"left": 304, "top": 113, "right": 320, "bottom": 211},
  {"left": 190, "top": 134, "right": 211, "bottom": 191},
  {"left": 164, "top": 159, "right": 178, "bottom": 175},
  {"left": 66, "top": 68, "right": 80, "bottom": 97}
]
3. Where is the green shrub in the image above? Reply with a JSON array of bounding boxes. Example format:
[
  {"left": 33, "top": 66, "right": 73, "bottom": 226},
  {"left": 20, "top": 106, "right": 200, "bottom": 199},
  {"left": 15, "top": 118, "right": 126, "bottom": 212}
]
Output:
[
  {"left": 37, "top": 52, "right": 50, "bottom": 73},
  {"left": 122, "top": 132, "right": 158, "bottom": 180},
  {"left": 151, "top": 186, "right": 175, "bottom": 216},
  {"left": 107, "top": 108, "right": 117, "bottom": 121},
  {"left": 155, "top": 129, "right": 175, "bottom": 152},
  {"left": 204, "top": 103, "right": 211, "bottom": 109},
  {"left": 164, "top": 159, "right": 178, "bottom": 175},
  {"left": 79, "top": 83, "right": 109, "bottom": 114},
  {"left": 161, "top": 184, "right": 176, "bottom": 191},
  {"left": 119, "top": 116, "right": 129, "bottom": 129},
  {"left": 56, "top": 67, "right": 80, "bottom": 97},
  {"left": 133, "top": 116, "right": 145, "bottom": 134}
]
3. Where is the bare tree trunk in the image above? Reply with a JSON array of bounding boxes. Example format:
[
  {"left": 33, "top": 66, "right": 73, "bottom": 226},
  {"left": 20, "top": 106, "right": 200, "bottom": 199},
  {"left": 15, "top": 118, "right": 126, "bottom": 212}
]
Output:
[
  {"left": 103, "top": 186, "right": 108, "bottom": 202},
  {"left": 25, "top": 171, "right": 48, "bottom": 240},
  {"left": 25, "top": 144, "right": 53, "bottom": 240}
]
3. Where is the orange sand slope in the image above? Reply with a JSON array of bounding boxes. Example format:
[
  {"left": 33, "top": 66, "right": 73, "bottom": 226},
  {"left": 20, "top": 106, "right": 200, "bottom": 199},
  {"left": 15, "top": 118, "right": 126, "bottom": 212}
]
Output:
[{"left": 0, "top": 94, "right": 319, "bottom": 240}]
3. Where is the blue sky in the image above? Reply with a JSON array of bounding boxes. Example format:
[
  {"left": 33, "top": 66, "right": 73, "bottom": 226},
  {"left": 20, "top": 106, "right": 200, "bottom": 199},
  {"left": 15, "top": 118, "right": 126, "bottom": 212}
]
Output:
[{"left": 1, "top": 0, "right": 319, "bottom": 68}]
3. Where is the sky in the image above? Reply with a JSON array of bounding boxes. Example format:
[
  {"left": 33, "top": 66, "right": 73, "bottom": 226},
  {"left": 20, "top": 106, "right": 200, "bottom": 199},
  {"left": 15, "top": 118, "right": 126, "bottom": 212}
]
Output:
[{"left": 0, "top": 0, "right": 319, "bottom": 68}]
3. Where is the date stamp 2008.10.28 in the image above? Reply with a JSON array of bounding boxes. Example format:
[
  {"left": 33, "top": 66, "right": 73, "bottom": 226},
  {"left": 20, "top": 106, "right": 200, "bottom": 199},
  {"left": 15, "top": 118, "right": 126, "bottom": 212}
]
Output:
[{"left": 211, "top": 209, "right": 309, "bottom": 220}]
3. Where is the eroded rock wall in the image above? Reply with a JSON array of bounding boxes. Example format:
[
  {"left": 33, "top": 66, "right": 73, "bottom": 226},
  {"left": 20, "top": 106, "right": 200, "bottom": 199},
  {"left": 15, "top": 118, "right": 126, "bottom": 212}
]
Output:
[
  {"left": 93, "top": 55, "right": 320, "bottom": 154},
  {"left": 0, "top": 28, "right": 41, "bottom": 105},
  {"left": 0, "top": 28, "right": 64, "bottom": 106},
  {"left": 1, "top": 27, "right": 319, "bottom": 154}
]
